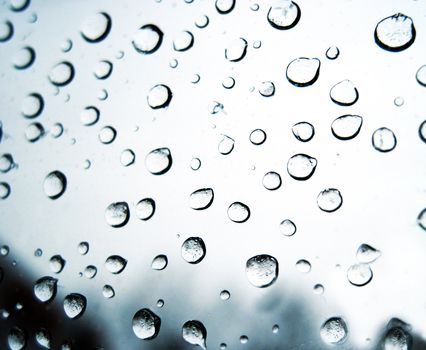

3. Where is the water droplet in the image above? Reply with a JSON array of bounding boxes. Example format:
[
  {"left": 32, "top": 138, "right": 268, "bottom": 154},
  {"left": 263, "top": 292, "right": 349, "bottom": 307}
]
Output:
[
  {"left": 272, "top": 325, "right": 280, "bottom": 333},
  {"left": 49, "top": 61, "right": 74, "bottom": 86},
  {"left": 105, "top": 255, "right": 127, "bottom": 274},
  {"left": 0, "top": 20, "right": 13, "bottom": 42},
  {"left": 147, "top": 84, "right": 172, "bottom": 109},
  {"left": 258, "top": 81, "right": 275, "bottom": 97},
  {"left": 98, "top": 125, "right": 117, "bottom": 144},
  {"left": 169, "top": 58, "right": 178, "bottom": 69},
  {"left": 330, "top": 79, "right": 359, "bottom": 106},
  {"left": 220, "top": 343, "right": 227, "bottom": 349},
  {"left": 94, "top": 61, "right": 113, "bottom": 80},
  {"left": 292, "top": 122, "right": 314, "bottom": 142},
  {"left": 225, "top": 38, "right": 248, "bottom": 62},
  {"left": 320, "top": 317, "right": 348, "bottom": 344},
  {"left": 222, "top": 76, "right": 235, "bottom": 89},
  {"left": 156, "top": 299, "right": 164, "bottom": 308},
  {"left": 34, "top": 328, "right": 51, "bottom": 349},
  {"left": 34, "top": 276, "right": 57, "bottom": 302},
  {"left": 249, "top": 129, "right": 266, "bottom": 145},
  {"left": 135, "top": 198, "right": 155, "bottom": 220},
  {"left": 182, "top": 320, "right": 207, "bottom": 349},
  {"left": 253, "top": 40, "right": 261, "bottom": 49},
  {"left": 372, "top": 127, "right": 397, "bottom": 152},
  {"left": 84, "top": 265, "right": 97, "bottom": 279},
  {"left": 60, "top": 38, "right": 73, "bottom": 52},
  {"left": 132, "top": 24, "right": 163, "bottom": 54},
  {"left": 262, "top": 172, "right": 282, "bottom": 190},
  {"left": 356, "top": 244, "right": 381, "bottom": 263},
  {"left": 326, "top": 46, "right": 339, "bottom": 60},
  {"left": 218, "top": 135, "right": 235, "bottom": 155},
  {"left": 10, "top": 0, "right": 29, "bottom": 11},
  {"left": 132, "top": 308, "right": 161, "bottom": 339},
  {"left": 49, "top": 255, "right": 65, "bottom": 273},
  {"left": 279, "top": 219, "right": 296, "bottom": 236},
  {"left": 418, "top": 121, "right": 426, "bottom": 143},
  {"left": 173, "top": 31, "right": 194, "bottom": 51},
  {"left": 394, "top": 96, "right": 404, "bottom": 107},
  {"left": 296, "top": 259, "right": 311, "bottom": 273},
  {"left": 208, "top": 101, "right": 224, "bottom": 114},
  {"left": 246, "top": 254, "right": 278, "bottom": 288},
  {"left": 25, "top": 122, "right": 45, "bottom": 142},
  {"left": 21, "top": 93, "right": 44, "bottom": 118},
  {"left": 8, "top": 327, "right": 26, "bottom": 350},
  {"left": 347, "top": 263, "right": 373, "bottom": 286},
  {"left": 416, "top": 65, "right": 426, "bottom": 87},
  {"left": 145, "top": 147, "right": 172, "bottom": 175},
  {"left": 191, "top": 74, "right": 201, "bottom": 84},
  {"left": 220, "top": 290, "right": 230, "bottom": 300},
  {"left": 50, "top": 123, "right": 63, "bottom": 138},
  {"left": 0, "top": 182, "right": 11, "bottom": 199},
  {"left": 43, "top": 171, "right": 66, "bottom": 199},
  {"left": 216, "top": 0, "right": 235, "bottom": 14},
  {"left": 228, "top": 202, "right": 250, "bottom": 223},
  {"left": 63, "top": 293, "right": 86, "bottom": 319},
  {"left": 189, "top": 188, "right": 214, "bottom": 210},
  {"left": 240, "top": 335, "right": 249, "bottom": 344},
  {"left": 181, "top": 237, "right": 206, "bottom": 264},
  {"left": 152, "top": 255, "right": 168, "bottom": 270},
  {"left": 1, "top": 245, "right": 9, "bottom": 256},
  {"left": 34, "top": 248, "right": 42, "bottom": 257},
  {"left": 12, "top": 46, "right": 35, "bottom": 70},
  {"left": 78, "top": 241, "right": 89, "bottom": 255},
  {"left": 0, "top": 154, "right": 14, "bottom": 174},
  {"left": 313, "top": 284, "right": 324, "bottom": 295},
  {"left": 375, "top": 13, "right": 415, "bottom": 52},
  {"left": 317, "top": 188, "right": 343, "bottom": 212},
  {"left": 287, "top": 154, "right": 317, "bottom": 180},
  {"left": 102, "top": 285, "right": 115, "bottom": 299},
  {"left": 286, "top": 57, "right": 320, "bottom": 87},
  {"left": 190, "top": 157, "right": 201, "bottom": 170},
  {"left": 80, "top": 12, "right": 111, "bottom": 43},
  {"left": 331, "top": 114, "right": 363, "bottom": 140},
  {"left": 267, "top": 0, "right": 301, "bottom": 30},
  {"left": 250, "top": 3, "right": 259, "bottom": 11},
  {"left": 383, "top": 324, "right": 412, "bottom": 350},
  {"left": 120, "top": 149, "right": 135, "bottom": 167},
  {"left": 80, "top": 106, "right": 100, "bottom": 126},
  {"left": 417, "top": 208, "right": 426, "bottom": 231}
]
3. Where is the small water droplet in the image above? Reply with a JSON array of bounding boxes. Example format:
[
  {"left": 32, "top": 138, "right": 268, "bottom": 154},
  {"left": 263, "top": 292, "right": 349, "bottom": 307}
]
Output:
[
  {"left": 0, "top": 182, "right": 11, "bottom": 199},
  {"left": 220, "top": 342, "right": 227, "bottom": 349},
  {"left": 34, "top": 248, "right": 42, "bottom": 257},
  {"left": 394, "top": 96, "right": 404, "bottom": 107},
  {"left": 331, "top": 115, "right": 363, "bottom": 140},
  {"left": 49, "top": 255, "right": 65, "bottom": 273},
  {"left": 25, "top": 122, "right": 45, "bottom": 142},
  {"left": 147, "top": 84, "right": 172, "bottom": 109},
  {"left": 98, "top": 126, "right": 116, "bottom": 144},
  {"left": 222, "top": 76, "right": 235, "bottom": 89},
  {"left": 78, "top": 241, "right": 89, "bottom": 255},
  {"left": 152, "top": 255, "right": 168, "bottom": 270},
  {"left": 417, "top": 208, "right": 426, "bottom": 231},
  {"left": 1, "top": 245, "right": 9, "bottom": 256},
  {"left": 50, "top": 123, "right": 63, "bottom": 138},
  {"left": 326, "top": 46, "right": 340, "bottom": 60},
  {"left": 64, "top": 293, "right": 86, "bottom": 319},
  {"left": 272, "top": 325, "right": 280, "bottom": 334},
  {"left": 287, "top": 154, "right": 317, "bottom": 180},
  {"left": 103, "top": 285, "right": 115, "bottom": 299},
  {"left": 181, "top": 237, "right": 206, "bottom": 264},
  {"left": 356, "top": 244, "right": 381, "bottom": 263},
  {"left": 132, "top": 24, "right": 163, "bottom": 54},
  {"left": 8, "top": 327, "right": 26, "bottom": 350},
  {"left": 189, "top": 188, "right": 214, "bottom": 210},
  {"left": 1, "top": 308, "right": 10, "bottom": 319},
  {"left": 320, "top": 317, "right": 348, "bottom": 344},
  {"left": 313, "top": 284, "right": 324, "bottom": 295},
  {"left": 372, "top": 127, "right": 397, "bottom": 152},
  {"left": 169, "top": 58, "right": 178, "bottom": 68},
  {"left": 279, "top": 219, "right": 296, "bottom": 236},
  {"left": 132, "top": 308, "right": 161, "bottom": 339},
  {"left": 375, "top": 13, "right": 415, "bottom": 52},
  {"left": 94, "top": 60, "right": 113, "bottom": 80},
  {"left": 249, "top": 129, "right": 266, "bottom": 145},
  {"left": 49, "top": 61, "right": 74, "bottom": 86},
  {"left": 347, "top": 263, "right": 373, "bottom": 286},
  {"left": 120, "top": 149, "right": 135, "bottom": 167},
  {"left": 156, "top": 299, "right": 164, "bottom": 308},
  {"left": 267, "top": 0, "right": 301, "bottom": 30},
  {"left": 317, "top": 188, "right": 343, "bottom": 212},
  {"left": 195, "top": 15, "right": 209, "bottom": 28},
  {"left": 330, "top": 79, "right": 359, "bottom": 106},
  {"left": 225, "top": 38, "right": 248, "bottom": 62},
  {"left": 173, "top": 30, "right": 194, "bottom": 51},
  {"left": 220, "top": 290, "right": 230, "bottom": 300},
  {"left": 292, "top": 122, "right": 314, "bottom": 142},
  {"left": 418, "top": 121, "right": 426, "bottom": 143},
  {"left": 12, "top": 46, "right": 35, "bottom": 70},
  {"left": 216, "top": 0, "right": 235, "bottom": 14},
  {"left": 228, "top": 202, "right": 250, "bottom": 223},
  {"left": 191, "top": 74, "right": 201, "bottom": 84},
  {"left": 0, "top": 20, "right": 14, "bottom": 42},
  {"left": 190, "top": 157, "right": 201, "bottom": 170},
  {"left": 182, "top": 320, "right": 207, "bottom": 349},
  {"left": 208, "top": 101, "right": 224, "bottom": 114},
  {"left": 81, "top": 106, "right": 100, "bottom": 126},
  {"left": 286, "top": 57, "right": 320, "bottom": 87},
  {"left": 21, "top": 93, "right": 44, "bottom": 118},
  {"left": 105, "top": 255, "right": 127, "bottom": 274},
  {"left": 35, "top": 328, "right": 51, "bottom": 349},
  {"left": 34, "top": 276, "right": 57, "bottom": 302},
  {"left": 80, "top": 12, "right": 111, "bottom": 43},
  {"left": 258, "top": 81, "right": 275, "bottom": 96},
  {"left": 135, "top": 198, "right": 155, "bottom": 220},
  {"left": 43, "top": 171, "right": 66, "bottom": 199},
  {"left": 218, "top": 135, "right": 235, "bottom": 155},
  {"left": 246, "top": 254, "right": 278, "bottom": 288},
  {"left": 253, "top": 40, "right": 261, "bottom": 49},
  {"left": 84, "top": 265, "right": 97, "bottom": 279},
  {"left": 296, "top": 259, "right": 311, "bottom": 273},
  {"left": 60, "top": 38, "right": 73, "bottom": 52},
  {"left": 10, "top": 0, "right": 29, "bottom": 11},
  {"left": 262, "top": 171, "right": 281, "bottom": 190},
  {"left": 145, "top": 147, "right": 172, "bottom": 175},
  {"left": 416, "top": 65, "right": 426, "bottom": 87},
  {"left": 97, "top": 88, "right": 108, "bottom": 101},
  {"left": 0, "top": 153, "right": 14, "bottom": 173}
]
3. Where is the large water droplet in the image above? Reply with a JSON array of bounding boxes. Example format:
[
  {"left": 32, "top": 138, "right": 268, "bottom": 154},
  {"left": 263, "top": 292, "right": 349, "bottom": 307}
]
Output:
[
  {"left": 292, "top": 121, "right": 314, "bottom": 142},
  {"left": 258, "top": 81, "right": 275, "bottom": 97},
  {"left": 286, "top": 57, "right": 320, "bottom": 87},
  {"left": 80, "top": 106, "right": 100, "bottom": 126},
  {"left": 267, "top": 0, "right": 301, "bottom": 30},
  {"left": 246, "top": 254, "right": 278, "bottom": 288},
  {"left": 63, "top": 293, "right": 86, "bottom": 319},
  {"left": 383, "top": 324, "right": 412, "bottom": 350},
  {"left": 98, "top": 126, "right": 116, "bottom": 144},
  {"left": 320, "top": 317, "right": 348, "bottom": 344},
  {"left": 249, "top": 129, "right": 266, "bottom": 145},
  {"left": 105, "top": 255, "right": 127, "bottom": 274},
  {"left": 372, "top": 127, "right": 397, "bottom": 152},
  {"left": 49, "top": 61, "right": 74, "bottom": 86},
  {"left": 0, "top": 20, "right": 13, "bottom": 42},
  {"left": 147, "top": 84, "right": 172, "bottom": 109},
  {"left": 49, "top": 255, "right": 65, "bottom": 273},
  {"left": 215, "top": 0, "right": 235, "bottom": 14},
  {"left": 152, "top": 255, "right": 168, "bottom": 270},
  {"left": 35, "top": 328, "right": 51, "bottom": 349},
  {"left": 225, "top": 38, "right": 248, "bottom": 62},
  {"left": 263, "top": 172, "right": 282, "bottom": 190},
  {"left": 34, "top": 277, "right": 57, "bottom": 303},
  {"left": 145, "top": 147, "right": 172, "bottom": 175},
  {"left": 182, "top": 320, "right": 207, "bottom": 349},
  {"left": 12, "top": 46, "right": 35, "bottom": 70},
  {"left": 8, "top": 327, "right": 26, "bottom": 350},
  {"left": 287, "top": 154, "right": 317, "bottom": 180},
  {"left": 173, "top": 31, "right": 194, "bottom": 52},
  {"left": 356, "top": 244, "right": 381, "bottom": 263},
  {"left": 331, "top": 115, "right": 363, "bottom": 140},
  {"left": 228, "top": 202, "right": 250, "bottom": 223},
  {"left": 317, "top": 188, "right": 343, "bottom": 212},
  {"left": 347, "top": 263, "right": 373, "bottom": 286},
  {"left": 218, "top": 135, "right": 235, "bottom": 155},
  {"left": 330, "top": 80, "right": 359, "bottom": 106},
  {"left": 43, "top": 171, "right": 66, "bottom": 199},
  {"left": 416, "top": 65, "right": 426, "bottom": 87},
  {"left": 181, "top": 237, "right": 206, "bottom": 264},
  {"left": 25, "top": 122, "right": 45, "bottom": 142},
  {"left": 94, "top": 60, "right": 113, "bottom": 80},
  {"left": 190, "top": 188, "right": 214, "bottom": 210},
  {"left": 135, "top": 198, "right": 155, "bottom": 220},
  {"left": 21, "top": 93, "right": 44, "bottom": 118},
  {"left": 132, "top": 308, "right": 161, "bottom": 339},
  {"left": 374, "top": 13, "right": 415, "bottom": 52},
  {"left": 417, "top": 208, "right": 426, "bottom": 231},
  {"left": 132, "top": 24, "right": 163, "bottom": 54},
  {"left": 80, "top": 12, "right": 111, "bottom": 43}
]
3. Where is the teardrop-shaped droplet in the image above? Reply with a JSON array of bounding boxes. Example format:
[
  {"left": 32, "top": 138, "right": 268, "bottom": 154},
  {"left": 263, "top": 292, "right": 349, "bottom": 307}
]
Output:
[
  {"left": 356, "top": 244, "right": 381, "bottom": 263},
  {"left": 63, "top": 293, "right": 86, "bottom": 319},
  {"left": 326, "top": 46, "right": 339, "bottom": 60},
  {"left": 228, "top": 202, "right": 250, "bottom": 223},
  {"left": 372, "top": 127, "right": 396, "bottom": 152},
  {"left": 374, "top": 13, "right": 415, "bottom": 52},
  {"left": 173, "top": 31, "right": 194, "bottom": 52},
  {"left": 347, "top": 263, "right": 373, "bottom": 286},
  {"left": 249, "top": 129, "right": 266, "bottom": 145},
  {"left": 147, "top": 84, "right": 172, "bottom": 109},
  {"left": 35, "top": 328, "right": 51, "bottom": 349},
  {"left": 84, "top": 265, "right": 97, "bottom": 279},
  {"left": 151, "top": 255, "right": 168, "bottom": 270},
  {"left": 330, "top": 80, "right": 359, "bottom": 106},
  {"left": 145, "top": 147, "right": 172, "bottom": 175},
  {"left": 182, "top": 320, "right": 207, "bottom": 349},
  {"left": 12, "top": 46, "right": 35, "bottom": 70},
  {"left": 416, "top": 65, "right": 426, "bottom": 87},
  {"left": 225, "top": 38, "right": 248, "bottom": 62},
  {"left": 320, "top": 317, "right": 348, "bottom": 344},
  {"left": 49, "top": 62, "right": 74, "bottom": 86},
  {"left": 34, "top": 276, "right": 57, "bottom": 302},
  {"left": 8, "top": 327, "right": 26, "bottom": 350},
  {"left": 317, "top": 188, "right": 342, "bottom": 212},
  {"left": 292, "top": 122, "right": 314, "bottom": 142},
  {"left": 190, "top": 188, "right": 214, "bottom": 210},
  {"left": 218, "top": 135, "right": 235, "bottom": 155},
  {"left": 181, "top": 237, "right": 206, "bottom": 264},
  {"left": 49, "top": 255, "right": 65, "bottom": 273},
  {"left": 296, "top": 259, "right": 311, "bottom": 273},
  {"left": 132, "top": 308, "right": 161, "bottom": 339},
  {"left": 417, "top": 208, "right": 426, "bottom": 231},
  {"left": 80, "top": 12, "right": 111, "bottom": 43},
  {"left": 331, "top": 115, "right": 363, "bottom": 140},
  {"left": 246, "top": 254, "right": 278, "bottom": 288},
  {"left": 21, "top": 93, "right": 44, "bottom": 118},
  {"left": 287, "top": 154, "right": 317, "bottom": 180},
  {"left": 43, "top": 171, "right": 66, "bottom": 199},
  {"left": 258, "top": 81, "right": 275, "bottom": 97},
  {"left": 78, "top": 241, "right": 89, "bottom": 255},
  {"left": 286, "top": 57, "right": 320, "bottom": 87},
  {"left": 136, "top": 198, "right": 155, "bottom": 220},
  {"left": 25, "top": 122, "right": 45, "bottom": 142},
  {"left": 105, "top": 255, "right": 127, "bottom": 274},
  {"left": 0, "top": 20, "right": 14, "bottom": 42},
  {"left": 98, "top": 126, "right": 116, "bottom": 144},
  {"left": 102, "top": 285, "right": 115, "bottom": 299},
  {"left": 262, "top": 172, "right": 282, "bottom": 190},
  {"left": 267, "top": 0, "right": 301, "bottom": 30},
  {"left": 132, "top": 24, "right": 163, "bottom": 54},
  {"left": 215, "top": 0, "right": 235, "bottom": 14},
  {"left": 279, "top": 219, "right": 296, "bottom": 236},
  {"left": 80, "top": 106, "right": 100, "bottom": 126}
]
